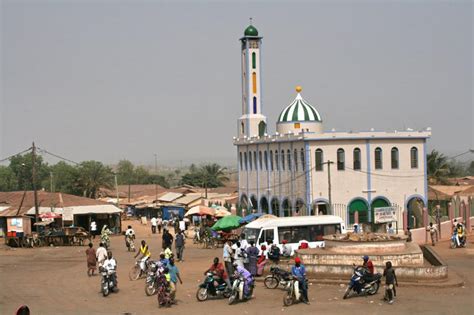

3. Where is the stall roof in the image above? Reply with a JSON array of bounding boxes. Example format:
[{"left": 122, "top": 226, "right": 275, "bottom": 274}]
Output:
[
  {"left": 158, "top": 192, "right": 183, "bottom": 202},
  {"left": 173, "top": 195, "right": 202, "bottom": 206}
]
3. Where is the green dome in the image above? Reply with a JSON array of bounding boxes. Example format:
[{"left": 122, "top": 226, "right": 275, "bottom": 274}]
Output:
[{"left": 244, "top": 25, "right": 258, "bottom": 36}]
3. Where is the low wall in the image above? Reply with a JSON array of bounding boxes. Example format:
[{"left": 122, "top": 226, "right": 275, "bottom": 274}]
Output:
[{"left": 411, "top": 216, "right": 468, "bottom": 244}]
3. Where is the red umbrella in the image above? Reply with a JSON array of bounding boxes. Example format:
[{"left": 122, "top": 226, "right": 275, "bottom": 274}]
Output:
[{"left": 39, "top": 212, "right": 62, "bottom": 219}]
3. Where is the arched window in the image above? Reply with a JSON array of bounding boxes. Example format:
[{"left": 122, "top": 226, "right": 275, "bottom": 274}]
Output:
[
  {"left": 252, "top": 52, "right": 256, "bottom": 69},
  {"left": 353, "top": 148, "right": 361, "bottom": 170},
  {"left": 411, "top": 147, "right": 418, "bottom": 169},
  {"left": 300, "top": 148, "right": 305, "bottom": 171},
  {"left": 239, "top": 152, "right": 243, "bottom": 170},
  {"left": 252, "top": 72, "right": 257, "bottom": 94},
  {"left": 249, "top": 152, "right": 252, "bottom": 170},
  {"left": 315, "top": 149, "right": 323, "bottom": 171},
  {"left": 261, "top": 151, "right": 265, "bottom": 171},
  {"left": 275, "top": 150, "right": 279, "bottom": 171},
  {"left": 391, "top": 147, "right": 399, "bottom": 169},
  {"left": 254, "top": 151, "right": 258, "bottom": 171},
  {"left": 294, "top": 149, "right": 298, "bottom": 172},
  {"left": 281, "top": 150, "right": 285, "bottom": 170},
  {"left": 287, "top": 149, "right": 292, "bottom": 171},
  {"left": 244, "top": 152, "right": 248, "bottom": 171},
  {"left": 253, "top": 97, "right": 257, "bottom": 114},
  {"left": 241, "top": 122, "right": 244, "bottom": 134},
  {"left": 263, "top": 151, "right": 268, "bottom": 171},
  {"left": 337, "top": 148, "right": 345, "bottom": 170},
  {"left": 375, "top": 147, "right": 383, "bottom": 169},
  {"left": 269, "top": 151, "right": 273, "bottom": 171},
  {"left": 259, "top": 151, "right": 263, "bottom": 170}
]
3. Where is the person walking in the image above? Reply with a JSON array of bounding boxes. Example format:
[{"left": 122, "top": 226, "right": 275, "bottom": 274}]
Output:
[
  {"left": 383, "top": 261, "right": 398, "bottom": 304},
  {"left": 162, "top": 229, "right": 173, "bottom": 250},
  {"left": 246, "top": 241, "right": 259, "bottom": 276},
  {"left": 167, "top": 258, "right": 183, "bottom": 304},
  {"left": 90, "top": 220, "right": 97, "bottom": 239},
  {"left": 427, "top": 222, "right": 438, "bottom": 246},
  {"left": 151, "top": 217, "right": 157, "bottom": 234},
  {"left": 223, "top": 240, "right": 233, "bottom": 276},
  {"left": 85, "top": 243, "right": 96, "bottom": 276},
  {"left": 96, "top": 242, "right": 108, "bottom": 267},
  {"left": 157, "top": 217, "right": 163, "bottom": 234},
  {"left": 175, "top": 230, "right": 185, "bottom": 262}
]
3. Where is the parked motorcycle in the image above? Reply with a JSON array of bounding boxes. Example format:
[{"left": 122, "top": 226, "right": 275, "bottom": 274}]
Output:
[
  {"left": 100, "top": 267, "right": 117, "bottom": 297},
  {"left": 196, "top": 272, "right": 231, "bottom": 301},
  {"left": 343, "top": 266, "right": 381, "bottom": 299},
  {"left": 450, "top": 231, "right": 467, "bottom": 249},
  {"left": 228, "top": 275, "right": 254, "bottom": 305},
  {"left": 283, "top": 276, "right": 306, "bottom": 306},
  {"left": 264, "top": 267, "right": 291, "bottom": 289}
]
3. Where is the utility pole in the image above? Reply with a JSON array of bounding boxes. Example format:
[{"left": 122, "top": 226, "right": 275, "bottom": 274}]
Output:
[
  {"left": 154, "top": 154, "right": 158, "bottom": 204},
  {"left": 114, "top": 174, "right": 119, "bottom": 207},
  {"left": 322, "top": 160, "right": 334, "bottom": 214},
  {"left": 50, "top": 171, "right": 54, "bottom": 193},
  {"left": 31, "top": 142, "right": 39, "bottom": 227}
]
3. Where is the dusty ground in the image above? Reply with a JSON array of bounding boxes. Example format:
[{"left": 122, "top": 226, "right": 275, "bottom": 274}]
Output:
[{"left": 1, "top": 221, "right": 473, "bottom": 315}]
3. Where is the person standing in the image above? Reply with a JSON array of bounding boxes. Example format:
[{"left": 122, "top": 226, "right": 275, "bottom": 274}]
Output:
[
  {"left": 90, "top": 220, "right": 97, "bottom": 239},
  {"left": 96, "top": 242, "right": 108, "bottom": 267},
  {"left": 246, "top": 241, "right": 259, "bottom": 276},
  {"left": 223, "top": 240, "right": 233, "bottom": 276},
  {"left": 383, "top": 261, "right": 398, "bottom": 304},
  {"left": 151, "top": 217, "right": 157, "bottom": 234},
  {"left": 85, "top": 243, "right": 97, "bottom": 276},
  {"left": 167, "top": 258, "right": 183, "bottom": 303},
  {"left": 387, "top": 223, "right": 395, "bottom": 234},
  {"left": 427, "top": 222, "right": 438, "bottom": 246},
  {"left": 406, "top": 227, "right": 412, "bottom": 242},
  {"left": 256, "top": 245, "right": 267, "bottom": 276},
  {"left": 175, "top": 230, "right": 185, "bottom": 262},
  {"left": 162, "top": 229, "right": 173, "bottom": 250},
  {"left": 233, "top": 242, "right": 245, "bottom": 268},
  {"left": 157, "top": 217, "right": 163, "bottom": 234},
  {"left": 291, "top": 257, "right": 309, "bottom": 304}
]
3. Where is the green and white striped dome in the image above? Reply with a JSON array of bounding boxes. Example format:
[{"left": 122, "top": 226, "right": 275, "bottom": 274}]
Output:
[{"left": 278, "top": 88, "right": 322, "bottom": 123}]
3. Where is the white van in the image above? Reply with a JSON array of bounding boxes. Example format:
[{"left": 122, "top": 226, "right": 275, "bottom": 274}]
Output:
[{"left": 242, "top": 215, "right": 346, "bottom": 255}]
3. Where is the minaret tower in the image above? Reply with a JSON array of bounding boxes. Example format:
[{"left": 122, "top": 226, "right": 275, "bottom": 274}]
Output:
[{"left": 238, "top": 20, "right": 267, "bottom": 138}]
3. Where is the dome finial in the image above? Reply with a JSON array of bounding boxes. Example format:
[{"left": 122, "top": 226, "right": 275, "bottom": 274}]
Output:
[
  {"left": 295, "top": 86, "right": 302, "bottom": 93},
  {"left": 249, "top": 17, "right": 253, "bottom": 25}
]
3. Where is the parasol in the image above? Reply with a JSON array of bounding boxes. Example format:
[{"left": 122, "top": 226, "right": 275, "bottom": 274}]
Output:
[
  {"left": 39, "top": 212, "right": 62, "bottom": 219},
  {"left": 184, "top": 205, "right": 216, "bottom": 217},
  {"left": 214, "top": 208, "right": 232, "bottom": 217},
  {"left": 239, "top": 213, "right": 263, "bottom": 224},
  {"left": 211, "top": 215, "right": 242, "bottom": 231}
]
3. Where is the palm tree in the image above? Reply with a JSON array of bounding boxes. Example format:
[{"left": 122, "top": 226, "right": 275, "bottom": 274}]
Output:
[
  {"left": 200, "top": 163, "right": 229, "bottom": 198},
  {"left": 77, "top": 161, "right": 114, "bottom": 198},
  {"left": 427, "top": 150, "right": 450, "bottom": 184}
]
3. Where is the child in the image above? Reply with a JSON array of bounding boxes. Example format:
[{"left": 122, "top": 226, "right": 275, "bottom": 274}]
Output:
[{"left": 383, "top": 261, "right": 398, "bottom": 304}]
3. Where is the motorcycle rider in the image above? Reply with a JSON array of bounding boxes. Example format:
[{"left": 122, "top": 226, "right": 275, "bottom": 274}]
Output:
[
  {"left": 206, "top": 257, "right": 231, "bottom": 288},
  {"left": 125, "top": 225, "right": 135, "bottom": 249},
  {"left": 455, "top": 222, "right": 466, "bottom": 246},
  {"left": 361, "top": 255, "right": 375, "bottom": 284},
  {"left": 101, "top": 225, "right": 112, "bottom": 248},
  {"left": 134, "top": 240, "right": 151, "bottom": 272},
  {"left": 232, "top": 262, "right": 254, "bottom": 299},
  {"left": 102, "top": 251, "right": 117, "bottom": 288},
  {"left": 291, "top": 257, "right": 309, "bottom": 305}
]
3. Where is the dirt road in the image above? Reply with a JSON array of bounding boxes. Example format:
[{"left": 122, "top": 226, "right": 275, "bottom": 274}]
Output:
[{"left": 1, "top": 221, "right": 472, "bottom": 315}]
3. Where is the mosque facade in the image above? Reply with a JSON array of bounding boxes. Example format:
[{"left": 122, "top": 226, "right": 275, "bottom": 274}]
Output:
[{"left": 234, "top": 24, "right": 431, "bottom": 228}]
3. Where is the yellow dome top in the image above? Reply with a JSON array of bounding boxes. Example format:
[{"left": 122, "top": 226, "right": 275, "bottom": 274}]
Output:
[{"left": 295, "top": 86, "right": 302, "bottom": 93}]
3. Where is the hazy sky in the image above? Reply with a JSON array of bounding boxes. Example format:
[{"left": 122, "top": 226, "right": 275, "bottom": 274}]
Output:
[{"left": 1, "top": 0, "right": 472, "bottom": 166}]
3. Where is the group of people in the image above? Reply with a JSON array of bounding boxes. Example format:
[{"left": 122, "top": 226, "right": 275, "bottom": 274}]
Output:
[{"left": 361, "top": 255, "right": 398, "bottom": 305}]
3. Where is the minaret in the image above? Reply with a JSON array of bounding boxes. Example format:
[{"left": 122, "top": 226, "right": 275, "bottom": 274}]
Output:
[{"left": 238, "top": 20, "right": 267, "bottom": 138}]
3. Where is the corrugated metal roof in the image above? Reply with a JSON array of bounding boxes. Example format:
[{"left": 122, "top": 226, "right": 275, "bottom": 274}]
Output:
[
  {"left": 158, "top": 192, "right": 183, "bottom": 202},
  {"left": 173, "top": 195, "right": 202, "bottom": 206}
]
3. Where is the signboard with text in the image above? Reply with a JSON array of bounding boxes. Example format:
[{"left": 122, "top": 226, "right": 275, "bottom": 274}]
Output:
[{"left": 374, "top": 206, "right": 397, "bottom": 224}]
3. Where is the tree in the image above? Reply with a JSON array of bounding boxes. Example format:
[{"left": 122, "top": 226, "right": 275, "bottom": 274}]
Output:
[
  {"left": 49, "top": 161, "right": 81, "bottom": 195},
  {"left": 8, "top": 152, "right": 50, "bottom": 191},
  {"left": 181, "top": 163, "right": 229, "bottom": 197},
  {"left": 427, "top": 150, "right": 450, "bottom": 184},
  {"left": 467, "top": 161, "right": 474, "bottom": 176},
  {"left": 0, "top": 166, "right": 17, "bottom": 191},
  {"left": 77, "top": 161, "right": 114, "bottom": 198},
  {"left": 116, "top": 160, "right": 135, "bottom": 185}
]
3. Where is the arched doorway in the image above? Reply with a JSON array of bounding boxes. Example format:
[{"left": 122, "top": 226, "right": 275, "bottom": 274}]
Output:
[
  {"left": 271, "top": 198, "right": 280, "bottom": 216},
  {"left": 250, "top": 196, "right": 258, "bottom": 213},
  {"left": 295, "top": 199, "right": 306, "bottom": 216},
  {"left": 260, "top": 197, "right": 269, "bottom": 214},
  {"left": 282, "top": 199, "right": 292, "bottom": 217},
  {"left": 312, "top": 199, "right": 330, "bottom": 215},
  {"left": 258, "top": 121, "right": 266, "bottom": 137},
  {"left": 240, "top": 194, "right": 249, "bottom": 210},
  {"left": 406, "top": 196, "right": 424, "bottom": 228},
  {"left": 348, "top": 198, "right": 369, "bottom": 224},
  {"left": 371, "top": 197, "right": 390, "bottom": 222}
]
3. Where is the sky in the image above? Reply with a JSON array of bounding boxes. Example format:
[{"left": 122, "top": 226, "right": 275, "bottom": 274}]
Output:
[{"left": 1, "top": 0, "right": 472, "bottom": 167}]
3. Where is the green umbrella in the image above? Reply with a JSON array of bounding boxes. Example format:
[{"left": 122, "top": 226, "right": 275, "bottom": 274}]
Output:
[{"left": 211, "top": 215, "right": 242, "bottom": 231}]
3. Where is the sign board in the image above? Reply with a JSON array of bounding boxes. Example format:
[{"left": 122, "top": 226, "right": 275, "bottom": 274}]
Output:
[
  {"left": 374, "top": 206, "right": 397, "bottom": 224},
  {"left": 63, "top": 208, "right": 74, "bottom": 221}
]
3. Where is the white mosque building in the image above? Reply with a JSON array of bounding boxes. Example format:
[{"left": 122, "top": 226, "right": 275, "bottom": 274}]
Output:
[{"left": 233, "top": 24, "right": 431, "bottom": 229}]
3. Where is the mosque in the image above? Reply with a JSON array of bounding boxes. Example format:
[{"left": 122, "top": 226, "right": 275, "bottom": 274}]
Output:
[{"left": 233, "top": 23, "right": 432, "bottom": 229}]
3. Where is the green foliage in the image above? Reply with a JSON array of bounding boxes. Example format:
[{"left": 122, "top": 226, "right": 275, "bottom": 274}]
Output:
[
  {"left": 9, "top": 153, "right": 50, "bottom": 190},
  {"left": 0, "top": 166, "right": 17, "bottom": 191},
  {"left": 427, "top": 150, "right": 450, "bottom": 184},
  {"left": 77, "top": 161, "right": 114, "bottom": 198},
  {"left": 468, "top": 161, "right": 474, "bottom": 176},
  {"left": 49, "top": 161, "right": 82, "bottom": 195},
  {"left": 181, "top": 163, "right": 229, "bottom": 188}
]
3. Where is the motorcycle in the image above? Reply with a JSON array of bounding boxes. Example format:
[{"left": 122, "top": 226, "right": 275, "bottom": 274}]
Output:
[
  {"left": 343, "top": 266, "right": 381, "bottom": 299},
  {"left": 264, "top": 267, "right": 291, "bottom": 289},
  {"left": 100, "top": 267, "right": 117, "bottom": 297},
  {"left": 283, "top": 276, "right": 306, "bottom": 306},
  {"left": 450, "top": 231, "right": 467, "bottom": 249},
  {"left": 196, "top": 272, "right": 231, "bottom": 301},
  {"left": 156, "top": 274, "right": 173, "bottom": 308},
  {"left": 228, "top": 275, "right": 254, "bottom": 305},
  {"left": 144, "top": 261, "right": 160, "bottom": 296}
]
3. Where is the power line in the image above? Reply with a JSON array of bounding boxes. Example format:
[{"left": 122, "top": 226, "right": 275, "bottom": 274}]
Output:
[
  {"left": 37, "top": 147, "right": 80, "bottom": 165},
  {"left": 0, "top": 147, "right": 33, "bottom": 163}
]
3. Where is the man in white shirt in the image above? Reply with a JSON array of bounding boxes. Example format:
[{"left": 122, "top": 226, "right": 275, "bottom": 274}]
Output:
[
  {"left": 96, "top": 242, "right": 108, "bottom": 267},
  {"left": 125, "top": 225, "right": 135, "bottom": 251},
  {"left": 90, "top": 220, "right": 97, "bottom": 239},
  {"left": 223, "top": 240, "right": 233, "bottom": 275},
  {"left": 102, "top": 251, "right": 117, "bottom": 287},
  {"left": 151, "top": 217, "right": 157, "bottom": 234}
]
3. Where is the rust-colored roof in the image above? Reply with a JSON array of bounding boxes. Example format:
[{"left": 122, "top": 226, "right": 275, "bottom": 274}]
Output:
[{"left": 460, "top": 186, "right": 474, "bottom": 196}]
